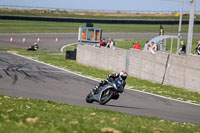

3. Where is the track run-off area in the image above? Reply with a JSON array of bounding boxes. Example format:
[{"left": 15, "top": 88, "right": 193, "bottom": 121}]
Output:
[{"left": 0, "top": 33, "right": 200, "bottom": 125}]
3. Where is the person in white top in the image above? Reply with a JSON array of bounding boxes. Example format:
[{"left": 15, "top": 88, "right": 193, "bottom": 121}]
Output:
[{"left": 109, "top": 39, "right": 115, "bottom": 50}]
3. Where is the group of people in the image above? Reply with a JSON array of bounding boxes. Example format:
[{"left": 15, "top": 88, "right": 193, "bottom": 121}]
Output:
[
  {"left": 132, "top": 40, "right": 200, "bottom": 55},
  {"left": 193, "top": 40, "right": 200, "bottom": 55},
  {"left": 176, "top": 40, "right": 200, "bottom": 55},
  {"left": 27, "top": 39, "right": 200, "bottom": 56},
  {"left": 97, "top": 39, "right": 116, "bottom": 49},
  {"left": 133, "top": 41, "right": 157, "bottom": 54}
]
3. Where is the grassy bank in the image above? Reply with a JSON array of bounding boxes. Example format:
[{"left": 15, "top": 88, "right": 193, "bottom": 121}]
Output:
[
  {"left": 1, "top": 94, "right": 200, "bottom": 133},
  {"left": 0, "top": 46, "right": 200, "bottom": 104},
  {"left": 0, "top": 20, "right": 200, "bottom": 33}
]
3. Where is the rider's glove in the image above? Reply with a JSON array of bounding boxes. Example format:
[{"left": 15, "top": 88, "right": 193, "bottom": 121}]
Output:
[{"left": 107, "top": 74, "right": 111, "bottom": 79}]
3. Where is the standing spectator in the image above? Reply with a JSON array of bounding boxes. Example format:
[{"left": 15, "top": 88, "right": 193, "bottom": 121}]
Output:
[
  {"left": 193, "top": 40, "right": 200, "bottom": 55},
  {"left": 151, "top": 42, "right": 157, "bottom": 52},
  {"left": 177, "top": 40, "right": 186, "bottom": 55},
  {"left": 82, "top": 32, "right": 86, "bottom": 40},
  {"left": 143, "top": 41, "right": 149, "bottom": 51},
  {"left": 106, "top": 40, "right": 111, "bottom": 48},
  {"left": 147, "top": 44, "right": 152, "bottom": 52},
  {"left": 109, "top": 39, "right": 115, "bottom": 50},
  {"left": 133, "top": 41, "right": 141, "bottom": 50}
]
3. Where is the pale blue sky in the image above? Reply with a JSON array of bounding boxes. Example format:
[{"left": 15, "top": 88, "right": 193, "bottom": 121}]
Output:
[{"left": 0, "top": 0, "right": 199, "bottom": 13}]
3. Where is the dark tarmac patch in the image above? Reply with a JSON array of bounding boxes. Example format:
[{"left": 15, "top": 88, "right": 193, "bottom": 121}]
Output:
[
  {"left": 0, "top": 63, "right": 70, "bottom": 86},
  {"left": 0, "top": 52, "right": 67, "bottom": 85},
  {"left": 1, "top": 64, "right": 40, "bottom": 85}
]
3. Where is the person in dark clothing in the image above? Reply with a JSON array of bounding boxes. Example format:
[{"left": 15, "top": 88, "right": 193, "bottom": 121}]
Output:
[
  {"left": 27, "top": 43, "right": 39, "bottom": 51},
  {"left": 177, "top": 41, "right": 186, "bottom": 55},
  {"left": 193, "top": 40, "right": 200, "bottom": 55},
  {"left": 91, "top": 71, "right": 127, "bottom": 94}
]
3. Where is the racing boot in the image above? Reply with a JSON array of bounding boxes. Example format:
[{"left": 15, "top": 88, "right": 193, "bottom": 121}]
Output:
[
  {"left": 90, "top": 86, "right": 98, "bottom": 95},
  {"left": 91, "top": 80, "right": 107, "bottom": 94}
]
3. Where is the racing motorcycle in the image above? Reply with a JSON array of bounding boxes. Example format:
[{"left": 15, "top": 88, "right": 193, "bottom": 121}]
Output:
[{"left": 86, "top": 77, "right": 125, "bottom": 105}]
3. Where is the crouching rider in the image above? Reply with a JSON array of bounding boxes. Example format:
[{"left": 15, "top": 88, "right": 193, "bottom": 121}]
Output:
[
  {"left": 27, "top": 43, "right": 39, "bottom": 51},
  {"left": 91, "top": 71, "right": 127, "bottom": 94}
]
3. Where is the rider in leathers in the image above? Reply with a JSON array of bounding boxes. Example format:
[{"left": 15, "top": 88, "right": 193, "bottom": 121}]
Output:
[{"left": 91, "top": 71, "right": 127, "bottom": 94}]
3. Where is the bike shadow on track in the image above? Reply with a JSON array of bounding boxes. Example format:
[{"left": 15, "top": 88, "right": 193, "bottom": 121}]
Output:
[{"left": 104, "top": 104, "right": 146, "bottom": 110}]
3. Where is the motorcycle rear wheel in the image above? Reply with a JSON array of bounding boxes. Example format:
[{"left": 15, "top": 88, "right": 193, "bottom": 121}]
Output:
[
  {"left": 86, "top": 92, "right": 94, "bottom": 103},
  {"left": 99, "top": 89, "right": 113, "bottom": 105}
]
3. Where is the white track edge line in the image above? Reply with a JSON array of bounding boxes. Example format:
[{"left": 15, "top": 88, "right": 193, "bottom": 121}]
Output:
[
  {"left": 60, "top": 43, "right": 78, "bottom": 53},
  {"left": 126, "top": 88, "right": 200, "bottom": 107},
  {"left": 8, "top": 51, "right": 200, "bottom": 107}
]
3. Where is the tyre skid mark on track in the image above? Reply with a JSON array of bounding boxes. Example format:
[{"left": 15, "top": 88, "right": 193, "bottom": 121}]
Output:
[{"left": 0, "top": 65, "right": 70, "bottom": 85}]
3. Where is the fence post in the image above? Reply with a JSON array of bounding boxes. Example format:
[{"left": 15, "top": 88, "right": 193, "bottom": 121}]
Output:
[{"left": 125, "top": 50, "right": 130, "bottom": 73}]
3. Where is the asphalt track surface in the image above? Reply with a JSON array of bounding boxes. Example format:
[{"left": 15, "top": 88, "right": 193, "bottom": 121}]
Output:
[
  {"left": 1, "top": 33, "right": 200, "bottom": 52},
  {"left": 0, "top": 51, "right": 200, "bottom": 125}
]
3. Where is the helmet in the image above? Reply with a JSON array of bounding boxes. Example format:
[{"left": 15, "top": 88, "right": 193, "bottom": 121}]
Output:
[{"left": 119, "top": 71, "right": 127, "bottom": 80}]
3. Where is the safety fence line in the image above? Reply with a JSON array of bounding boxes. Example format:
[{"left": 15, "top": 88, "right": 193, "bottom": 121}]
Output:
[{"left": 1, "top": 15, "right": 200, "bottom": 25}]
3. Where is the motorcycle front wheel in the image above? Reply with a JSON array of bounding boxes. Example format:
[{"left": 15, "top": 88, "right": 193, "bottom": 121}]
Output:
[
  {"left": 99, "top": 89, "right": 113, "bottom": 105},
  {"left": 86, "top": 92, "right": 94, "bottom": 103}
]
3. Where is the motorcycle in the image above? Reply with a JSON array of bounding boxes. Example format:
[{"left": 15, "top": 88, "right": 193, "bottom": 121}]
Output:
[{"left": 86, "top": 77, "right": 125, "bottom": 105}]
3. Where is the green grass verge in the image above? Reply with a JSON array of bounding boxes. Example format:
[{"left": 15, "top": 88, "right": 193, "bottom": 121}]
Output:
[
  {"left": 1, "top": 94, "right": 200, "bottom": 133},
  {"left": 0, "top": 46, "right": 200, "bottom": 104},
  {"left": 0, "top": 20, "right": 200, "bottom": 33}
]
